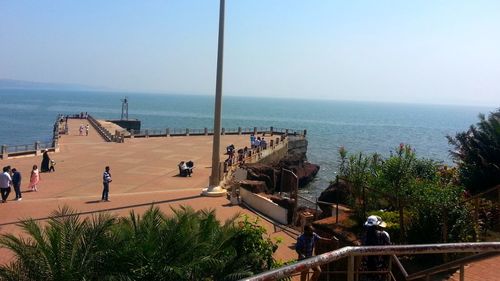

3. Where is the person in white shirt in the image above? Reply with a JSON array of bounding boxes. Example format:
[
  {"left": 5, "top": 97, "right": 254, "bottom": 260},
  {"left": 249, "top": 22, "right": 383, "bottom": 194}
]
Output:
[
  {"left": 102, "top": 166, "right": 112, "bottom": 202},
  {"left": 0, "top": 166, "right": 13, "bottom": 203}
]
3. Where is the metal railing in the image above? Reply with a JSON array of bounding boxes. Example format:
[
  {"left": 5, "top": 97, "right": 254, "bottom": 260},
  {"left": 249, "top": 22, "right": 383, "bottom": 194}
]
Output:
[
  {"left": 241, "top": 242, "right": 500, "bottom": 281},
  {"left": 1, "top": 115, "right": 63, "bottom": 160},
  {"left": 125, "top": 126, "right": 306, "bottom": 139},
  {"left": 87, "top": 114, "right": 113, "bottom": 142}
]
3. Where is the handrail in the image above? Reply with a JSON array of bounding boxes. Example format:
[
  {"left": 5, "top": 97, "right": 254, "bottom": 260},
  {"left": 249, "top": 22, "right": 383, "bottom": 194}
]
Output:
[
  {"left": 87, "top": 114, "right": 113, "bottom": 142},
  {"left": 126, "top": 126, "right": 306, "bottom": 138},
  {"left": 461, "top": 184, "right": 500, "bottom": 203},
  {"left": 240, "top": 242, "right": 500, "bottom": 281},
  {"left": 406, "top": 252, "right": 499, "bottom": 280}
]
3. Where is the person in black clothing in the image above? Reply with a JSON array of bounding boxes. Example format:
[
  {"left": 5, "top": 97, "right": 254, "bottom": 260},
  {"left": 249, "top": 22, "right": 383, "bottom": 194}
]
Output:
[
  {"left": 41, "top": 150, "right": 51, "bottom": 172},
  {"left": 11, "top": 168, "right": 22, "bottom": 201},
  {"left": 363, "top": 215, "right": 391, "bottom": 280}
]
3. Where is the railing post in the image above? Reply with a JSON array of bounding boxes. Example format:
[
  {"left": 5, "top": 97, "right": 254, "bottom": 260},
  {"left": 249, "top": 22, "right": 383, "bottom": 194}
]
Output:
[
  {"left": 1, "top": 145, "right": 8, "bottom": 159},
  {"left": 185, "top": 128, "right": 190, "bottom": 136},
  {"left": 474, "top": 198, "right": 479, "bottom": 241},
  {"left": 204, "top": 128, "right": 208, "bottom": 136},
  {"left": 460, "top": 265, "right": 465, "bottom": 281},
  {"left": 270, "top": 139, "right": 274, "bottom": 148},
  {"left": 238, "top": 127, "right": 242, "bottom": 135},
  {"left": 35, "top": 141, "right": 41, "bottom": 156},
  {"left": 348, "top": 255, "right": 355, "bottom": 281},
  {"left": 166, "top": 128, "right": 170, "bottom": 137},
  {"left": 130, "top": 129, "right": 135, "bottom": 139}
]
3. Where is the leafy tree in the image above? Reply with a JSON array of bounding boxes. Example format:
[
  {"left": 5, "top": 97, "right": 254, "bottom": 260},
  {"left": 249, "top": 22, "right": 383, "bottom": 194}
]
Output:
[
  {"left": 337, "top": 144, "right": 476, "bottom": 244},
  {"left": 337, "top": 146, "right": 382, "bottom": 214},
  {"left": 371, "top": 144, "right": 426, "bottom": 241},
  {"left": 447, "top": 109, "right": 500, "bottom": 194}
]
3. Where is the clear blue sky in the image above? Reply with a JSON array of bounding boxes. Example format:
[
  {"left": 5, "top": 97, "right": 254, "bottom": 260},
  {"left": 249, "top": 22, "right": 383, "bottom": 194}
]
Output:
[{"left": 1, "top": 0, "right": 499, "bottom": 106}]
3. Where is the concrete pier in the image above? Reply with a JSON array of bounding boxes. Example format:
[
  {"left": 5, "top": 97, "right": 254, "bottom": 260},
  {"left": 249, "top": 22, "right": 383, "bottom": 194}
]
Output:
[{"left": 0, "top": 118, "right": 298, "bottom": 264}]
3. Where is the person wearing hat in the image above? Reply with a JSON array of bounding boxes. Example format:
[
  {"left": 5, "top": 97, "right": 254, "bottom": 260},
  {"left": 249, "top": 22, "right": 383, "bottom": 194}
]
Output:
[
  {"left": 363, "top": 215, "right": 391, "bottom": 277},
  {"left": 364, "top": 215, "right": 390, "bottom": 245}
]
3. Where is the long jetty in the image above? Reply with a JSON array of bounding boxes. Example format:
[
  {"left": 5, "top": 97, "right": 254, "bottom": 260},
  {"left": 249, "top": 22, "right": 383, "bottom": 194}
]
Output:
[{"left": 0, "top": 114, "right": 305, "bottom": 265}]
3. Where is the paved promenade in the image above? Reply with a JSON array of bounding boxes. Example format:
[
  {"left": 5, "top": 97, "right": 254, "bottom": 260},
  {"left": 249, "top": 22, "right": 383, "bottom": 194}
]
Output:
[{"left": 0, "top": 119, "right": 298, "bottom": 264}]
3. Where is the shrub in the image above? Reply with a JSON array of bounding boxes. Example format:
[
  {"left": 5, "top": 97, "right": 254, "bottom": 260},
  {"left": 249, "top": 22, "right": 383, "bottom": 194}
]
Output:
[{"left": 447, "top": 109, "right": 500, "bottom": 194}]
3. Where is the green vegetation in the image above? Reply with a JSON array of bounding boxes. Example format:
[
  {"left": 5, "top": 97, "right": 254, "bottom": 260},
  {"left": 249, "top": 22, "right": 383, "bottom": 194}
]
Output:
[
  {"left": 0, "top": 206, "right": 281, "bottom": 281},
  {"left": 338, "top": 144, "right": 474, "bottom": 244},
  {"left": 447, "top": 108, "right": 500, "bottom": 194}
]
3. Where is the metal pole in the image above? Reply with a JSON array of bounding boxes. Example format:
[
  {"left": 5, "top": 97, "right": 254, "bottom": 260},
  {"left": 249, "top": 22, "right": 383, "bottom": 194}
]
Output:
[
  {"left": 204, "top": 0, "right": 226, "bottom": 196},
  {"left": 348, "top": 255, "right": 354, "bottom": 281}
]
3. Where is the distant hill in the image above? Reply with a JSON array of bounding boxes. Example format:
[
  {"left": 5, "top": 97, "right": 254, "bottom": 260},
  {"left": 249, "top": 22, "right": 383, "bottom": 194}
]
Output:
[{"left": 0, "top": 79, "right": 105, "bottom": 91}]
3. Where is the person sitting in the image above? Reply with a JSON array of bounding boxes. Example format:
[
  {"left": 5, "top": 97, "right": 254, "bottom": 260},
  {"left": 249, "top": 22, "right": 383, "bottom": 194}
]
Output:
[
  {"left": 186, "top": 161, "right": 194, "bottom": 175},
  {"left": 178, "top": 161, "right": 192, "bottom": 177}
]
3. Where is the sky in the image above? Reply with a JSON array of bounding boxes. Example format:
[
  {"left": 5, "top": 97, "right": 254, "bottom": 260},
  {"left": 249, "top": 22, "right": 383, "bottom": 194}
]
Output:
[{"left": 1, "top": 0, "right": 500, "bottom": 106}]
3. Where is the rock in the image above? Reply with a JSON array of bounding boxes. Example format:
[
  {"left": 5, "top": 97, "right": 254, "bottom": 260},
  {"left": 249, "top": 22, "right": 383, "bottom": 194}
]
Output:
[
  {"left": 317, "top": 178, "right": 351, "bottom": 215},
  {"left": 239, "top": 180, "right": 268, "bottom": 194},
  {"left": 278, "top": 161, "right": 320, "bottom": 188},
  {"left": 243, "top": 163, "right": 277, "bottom": 193}
]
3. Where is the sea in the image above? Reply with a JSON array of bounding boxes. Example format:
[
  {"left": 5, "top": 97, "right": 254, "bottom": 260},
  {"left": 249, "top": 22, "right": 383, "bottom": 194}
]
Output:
[{"left": 0, "top": 89, "right": 496, "bottom": 198}]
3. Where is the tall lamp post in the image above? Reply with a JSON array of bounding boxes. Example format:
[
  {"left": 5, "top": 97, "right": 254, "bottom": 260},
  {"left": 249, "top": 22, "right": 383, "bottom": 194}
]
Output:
[{"left": 203, "top": 0, "right": 226, "bottom": 196}]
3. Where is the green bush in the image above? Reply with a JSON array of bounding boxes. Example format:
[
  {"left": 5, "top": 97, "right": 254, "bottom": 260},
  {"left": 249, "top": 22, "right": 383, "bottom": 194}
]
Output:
[{"left": 0, "top": 206, "right": 281, "bottom": 281}]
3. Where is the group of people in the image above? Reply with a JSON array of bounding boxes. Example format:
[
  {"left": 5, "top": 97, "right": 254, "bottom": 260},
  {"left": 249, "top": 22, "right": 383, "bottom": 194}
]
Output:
[
  {"left": 1, "top": 159, "right": 112, "bottom": 204},
  {"left": 0, "top": 164, "right": 42, "bottom": 203},
  {"left": 0, "top": 150, "right": 57, "bottom": 203},
  {"left": 295, "top": 215, "right": 390, "bottom": 281},
  {"left": 79, "top": 124, "right": 90, "bottom": 136},
  {"left": 250, "top": 134, "right": 267, "bottom": 149}
]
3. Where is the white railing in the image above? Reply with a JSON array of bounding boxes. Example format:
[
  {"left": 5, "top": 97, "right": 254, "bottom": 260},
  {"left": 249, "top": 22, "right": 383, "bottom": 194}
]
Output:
[{"left": 240, "top": 242, "right": 500, "bottom": 281}]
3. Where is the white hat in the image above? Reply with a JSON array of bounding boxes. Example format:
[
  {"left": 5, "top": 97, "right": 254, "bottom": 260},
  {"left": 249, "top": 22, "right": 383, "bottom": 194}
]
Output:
[{"left": 364, "top": 215, "right": 387, "bottom": 228}]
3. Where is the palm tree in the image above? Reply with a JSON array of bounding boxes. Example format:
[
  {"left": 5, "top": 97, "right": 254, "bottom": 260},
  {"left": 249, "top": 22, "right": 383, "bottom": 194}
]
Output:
[
  {"left": 447, "top": 109, "right": 500, "bottom": 194},
  {"left": 0, "top": 206, "right": 119, "bottom": 281},
  {"left": 1, "top": 206, "right": 279, "bottom": 281},
  {"left": 112, "top": 206, "right": 253, "bottom": 281}
]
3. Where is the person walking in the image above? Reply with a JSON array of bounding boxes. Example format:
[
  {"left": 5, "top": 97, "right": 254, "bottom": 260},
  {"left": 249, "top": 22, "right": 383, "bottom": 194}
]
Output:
[
  {"left": 296, "top": 224, "right": 336, "bottom": 281},
  {"left": 11, "top": 168, "right": 22, "bottom": 201},
  {"left": 362, "top": 215, "right": 391, "bottom": 280},
  {"left": 101, "top": 166, "right": 112, "bottom": 202},
  {"left": 0, "top": 166, "right": 12, "bottom": 203},
  {"left": 28, "top": 165, "right": 40, "bottom": 192},
  {"left": 85, "top": 124, "right": 89, "bottom": 136}
]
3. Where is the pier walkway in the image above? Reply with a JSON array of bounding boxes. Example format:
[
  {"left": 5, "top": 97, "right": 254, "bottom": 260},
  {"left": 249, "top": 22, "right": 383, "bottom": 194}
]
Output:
[{"left": 0, "top": 118, "right": 298, "bottom": 265}]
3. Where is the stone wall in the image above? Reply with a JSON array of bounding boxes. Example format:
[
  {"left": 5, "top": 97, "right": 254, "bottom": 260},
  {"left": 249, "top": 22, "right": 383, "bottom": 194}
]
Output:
[{"left": 287, "top": 136, "right": 308, "bottom": 161}]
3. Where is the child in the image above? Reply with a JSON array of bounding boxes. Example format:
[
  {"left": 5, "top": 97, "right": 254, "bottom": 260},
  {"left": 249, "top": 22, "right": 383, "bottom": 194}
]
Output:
[
  {"left": 49, "top": 160, "right": 56, "bottom": 172},
  {"left": 28, "top": 165, "right": 40, "bottom": 192}
]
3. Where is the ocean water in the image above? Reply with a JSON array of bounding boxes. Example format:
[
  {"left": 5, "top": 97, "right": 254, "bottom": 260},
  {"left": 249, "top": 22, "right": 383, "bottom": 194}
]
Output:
[{"left": 0, "top": 89, "right": 496, "bottom": 197}]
